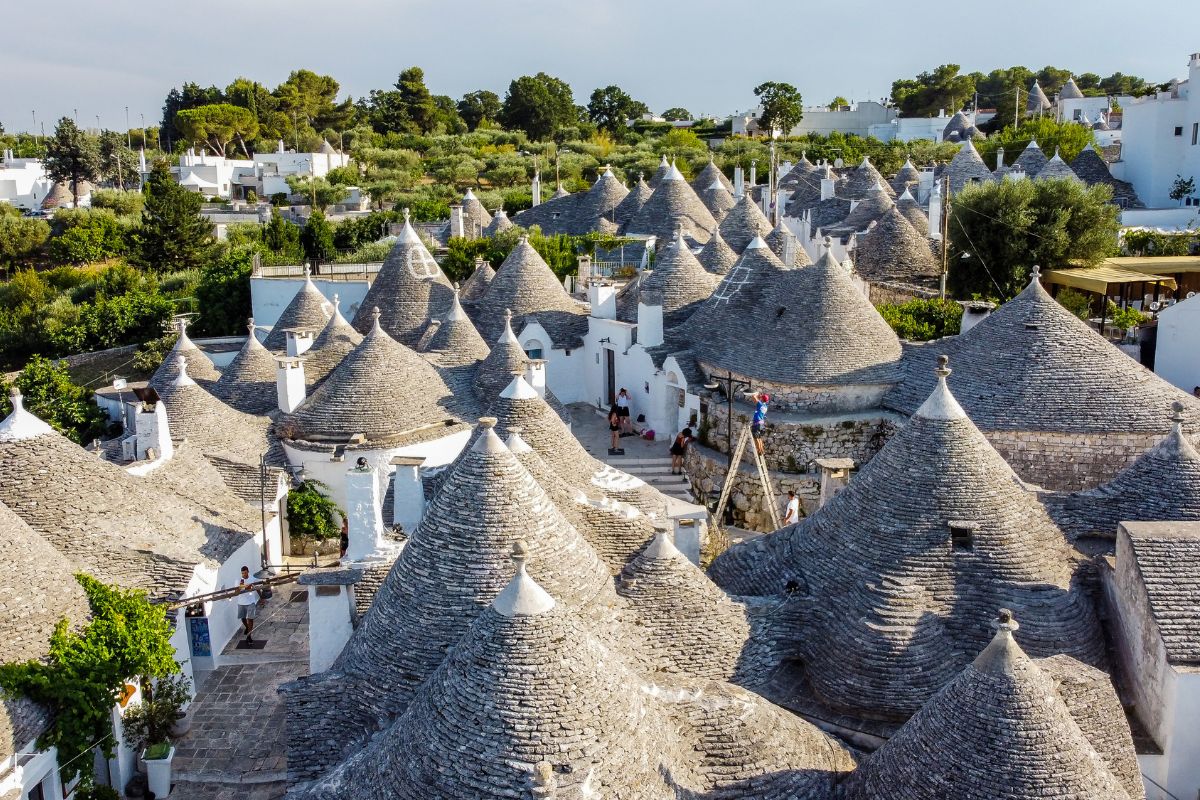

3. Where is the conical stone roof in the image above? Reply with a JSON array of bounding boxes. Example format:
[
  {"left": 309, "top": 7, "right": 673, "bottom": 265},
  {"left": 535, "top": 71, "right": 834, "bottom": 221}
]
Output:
[
  {"left": 691, "top": 157, "right": 733, "bottom": 193},
  {"left": 649, "top": 153, "right": 671, "bottom": 188},
  {"left": 784, "top": 163, "right": 838, "bottom": 216},
  {"left": 839, "top": 611, "right": 1133, "bottom": 800},
  {"left": 626, "top": 163, "right": 718, "bottom": 243},
  {"left": 697, "top": 227, "right": 739, "bottom": 275},
  {"left": 157, "top": 356, "right": 277, "bottom": 464},
  {"left": 698, "top": 178, "right": 736, "bottom": 222},
  {"left": 614, "top": 174, "right": 653, "bottom": 227},
  {"left": 474, "top": 310, "right": 528, "bottom": 401},
  {"left": 1049, "top": 402, "right": 1200, "bottom": 538},
  {"left": 617, "top": 530, "right": 751, "bottom": 680},
  {"left": 1060, "top": 77, "right": 1085, "bottom": 100},
  {"left": 460, "top": 188, "right": 492, "bottom": 235},
  {"left": 418, "top": 288, "right": 489, "bottom": 365},
  {"left": 854, "top": 206, "right": 940, "bottom": 282},
  {"left": 1027, "top": 81, "right": 1052, "bottom": 113},
  {"left": 764, "top": 219, "right": 808, "bottom": 266},
  {"left": 0, "top": 391, "right": 250, "bottom": 593},
  {"left": 832, "top": 180, "right": 895, "bottom": 233},
  {"left": 458, "top": 259, "right": 495, "bottom": 303},
  {"left": 301, "top": 294, "right": 363, "bottom": 388},
  {"left": 895, "top": 187, "right": 930, "bottom": 234},
  {"left": 149, "top": 319, "right": 220, "bottom": 389},
  {"left": 212, "top": 320, "right": 278, "bottom": 414},
  {"left": 280, "top": 310, "right": 464, "bottom": 446},
  {"left": 883, "top": 272, "right": 1200, "bottom": 436},
  {"left": 351, "top": 214, "right": 455, "bottom": 347},
  {"left": 642, "top": 229, "right": 719, "bottom": 327},
  {"left": 718, "top": 193, "right": 773, "bottom": 253},
  {"left": 676, "top": 237, "right": 786, "bottom": 343},
  {"left": 942, "top": 110, "right": 973, "bottom": 142},
  {"left": 1070, "top": 145, "right": 1142, "bottom": 207},
  {"left": 777, "top": 153, "right": 819, "bottom": 190},
  {"left": 335, "top": 421, "right": 618, "bottom": 717},
  {"left": 946, "top": 140, "right": 996, "bottom": 194},
  {"left": 845, "top": 156, "right": 896, "bottom": 200},
  {"left": 1013, "top": 140, "right": 1049, "bottom": 176},
  {"left": 574, "top": 166, "right": 629, "bottom": 232},
  {"left": 711, "top": 361, "right": 1105, "bottom": 719},
  {"left": 482, "top": 208, "right": 513, "bottom": 236},
  {"left": 470, "top": 236, "right": 587, "bottom": 348},
  {"left": 890, "top": 158, "right": 922, "bottom": 195},
  {"left": 504, "top": 428, "right": 656, "bottom": 572},
  {"left": 694, "top": 247, "right": 903, "bottom": 389},
  {"left": 1036, "top": 149, "right": 1082, "bottom": 182},
  {"left": 262, "top": 271, "right": 332, "bottom": 351},
  {"left": 311, "top": 553, "right": 676, "bottom": 800}
]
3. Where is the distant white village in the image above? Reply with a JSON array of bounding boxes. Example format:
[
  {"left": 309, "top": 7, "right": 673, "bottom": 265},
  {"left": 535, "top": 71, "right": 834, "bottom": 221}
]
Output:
[{"left": 2, "top": 48, "right": 1200, "bottom": 800}]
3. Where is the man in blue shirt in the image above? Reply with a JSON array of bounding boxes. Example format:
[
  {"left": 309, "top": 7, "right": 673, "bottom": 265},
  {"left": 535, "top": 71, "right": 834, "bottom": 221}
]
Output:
[{"left": 750, "top": 392, "right": 769, "bottom": 455}]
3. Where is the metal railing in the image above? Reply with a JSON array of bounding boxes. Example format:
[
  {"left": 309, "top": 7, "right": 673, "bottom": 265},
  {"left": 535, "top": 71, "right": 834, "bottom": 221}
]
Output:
[{"left": 254, "top": 262, "right": 384, "bottom": 280}]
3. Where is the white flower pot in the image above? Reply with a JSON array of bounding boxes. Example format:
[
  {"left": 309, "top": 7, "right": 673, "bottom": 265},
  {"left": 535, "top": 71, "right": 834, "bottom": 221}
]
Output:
[{"left": 143, "top": 746, "right": 175, "bottom": 798}]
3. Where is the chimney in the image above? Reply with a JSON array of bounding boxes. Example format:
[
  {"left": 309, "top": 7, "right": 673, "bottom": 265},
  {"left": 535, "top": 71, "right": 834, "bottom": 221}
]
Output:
[
  {"left": 285, "top": 327, "right": 316, "bottom": 357},
  {"left": 956, "top": 300, "right": 996, "bottom": 334},
  {"left": 995, "top": 147, "right": 1005, "bottom": 171},
  {"left": 1190, "top": 52, "right": 1200, "bottom": 69},
  {"left": 134, "top": 398, "right": 173, "bottom": 462},
  {"left": 820, "top": 174, "right": 836, "bottom": 201},
  {"left": 389, "top": 455, "right": 426, "bottom": 533},
  {"left": 775, "top": 189, "right": 792, "bottom": 222},
  {"left": 576, "top": 254, "right": 593, "bottom": 289},
  {"left": 637, "top": 290, "right": 664, "bottom": 348},
  {"left": 531, "top": 171, "right": 542, "bottom": 207},
  {"left": 299, "top": 573, "right": 354, "bottom": 674},
  {"left": 733, "top": 166, "right": 745, "bottom": 197},
  {"left": 815, "top": 458, "right": 854, "bottom": 509},
  {"left": 342, "top": 460, "right": 398, "bottom": 563},
  {"left": 449, "top": 204, "right": 465, "bottom": 239},
  {"left": 276, "top": 356, "right": 306, "bottom": 413},
  {"left": 588, "top": 282, "right": 617, "bottom": 319},
  {"left": 749, "top": 160, "right": 757, "bottom": 188},
  {"left": 927, "top": 182, "right": 943, "bottom": 239},
  {"left": 672, "top": 518, "right": 702, "bottom": 565},
  {"left": 523, "top": 360, "right": 547, "bottom": 398}
]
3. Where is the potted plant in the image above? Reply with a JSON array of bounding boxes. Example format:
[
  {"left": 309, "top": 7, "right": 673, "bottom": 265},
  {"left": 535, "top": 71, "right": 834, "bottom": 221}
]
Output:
[{"left": 124, "top": 673, "right": 192, "bottom": 797}]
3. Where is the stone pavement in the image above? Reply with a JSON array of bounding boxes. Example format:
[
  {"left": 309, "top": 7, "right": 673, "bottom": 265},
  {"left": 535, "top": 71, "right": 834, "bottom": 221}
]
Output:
[{"left": 169, "top": 588, "right": 309, "bottom": 800}]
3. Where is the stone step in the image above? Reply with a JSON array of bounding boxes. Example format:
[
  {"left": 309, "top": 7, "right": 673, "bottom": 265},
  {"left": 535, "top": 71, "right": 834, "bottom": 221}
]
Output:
[{"left": 604, "top": 457, "right": 675, "bottom": 468}]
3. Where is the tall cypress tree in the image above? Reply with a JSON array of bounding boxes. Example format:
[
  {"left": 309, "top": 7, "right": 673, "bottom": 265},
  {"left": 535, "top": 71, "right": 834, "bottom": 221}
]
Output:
[{"left": 133, "top": 161, "right": 214, "bottom": 272}]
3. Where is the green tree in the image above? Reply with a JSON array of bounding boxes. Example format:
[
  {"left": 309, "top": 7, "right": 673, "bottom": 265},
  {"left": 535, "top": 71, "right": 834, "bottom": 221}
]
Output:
[
  {"left": 0, "top": 213, "right": 50, "bottom": 267},
  {"left": 431, "top": 95, "right": 467, "bottom": 135},
  {"left": 891, "top": 64, "right": 975, "bottom": 118},
  {"left": 586, "top": 85, "right": 650, "bottom": 137},
  {"left": 1170, "top": 175, "right": 1196, "bottom": 205},
  {"left": 300, "top": 210, "right": 335, "bottom": 262},
  {"left": 828, "top": 96, "right": 849, "bottom": 110},
  {"left": 161, "top": 82, "right": 224, "bottom": 148},
  {"left": 132, "top": 161, "right": 215, "bottom": 273},
  {"left": 273, "top": 69, "right": 357, "bottom": 134},
  {"left": 90, "top": 188, "right": 144, "bottom": 217},
  {"left": 948, "top": 178, "right": 1119, "bottom": 299},
  {"left": 972, "top": 66, "right": 1035, "bottom": 129},
  {"left": 194, "top": 247, "right": 254, "bottom": 335},
  {"left": 501, "top": 73, "right": 578, "bottom": 141},
  {"left": 395, "top": 67, "right": 438, "bottom": 134},
  {"left": 0, "top": 575, "right": 179, "bottom": 784},
  {"left": 49, "top": 209, "right": 128, "bottom": 265},
  {"left": 458, "top": 90, "right": 501, "bottom": 131},
  {"left": 876, "top": 298, "right": 962, "bottom": 341},
  {"left": 0, "top": 356, "right": 109, "bottom": 443},
  {"left": 286, "top": 175, "right": 346, "bottom": 210},
  {"left": 175, "top": 104, "right": 260, "bottom": 157},
  {"left": 43, "top": 118, "right": 101, "bottom": 207},
  {"left": 662, "top": 107, "right": 691, "bottom": 122},
  {"left": 753, "top": 81, "right": 803, "bottom": 135},
  {"left": 97, "top": 131, "right": 137, "bottom": 190},
  {"left": 1099, "top": 72, "right": 1147, "bottom": 95},
  {"left": 286, "top": 479, "right": 343, "bottom": 539},
  {"left": 263, "top": 208, "right": 303, "bottom": 256},
  {"left": 977, "top": 117, "right": 1096, "bottom": 168}
]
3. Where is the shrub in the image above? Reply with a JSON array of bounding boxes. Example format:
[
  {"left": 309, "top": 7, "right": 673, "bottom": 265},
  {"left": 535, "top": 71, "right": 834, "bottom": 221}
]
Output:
[
  {"left": 0, "top": 355, "right": 110, "bottom": 443},
  {"left": 90, "top": 189, "right": 144, "bottom": 217},
  {"left": 122, "top": 672, "right": 192, "bottom": 753},
  {"left": 1107, "top": 301, "right": 1147, "bottom": 332},
  {"left": 876, "top": 298, "right": 963, "bottom": 341},
  {"left": 287, "top": 479, "right": 343, "bottom": 539},
  {"left": 49, "top": 209, "right": 128, "bottom": 265},
  {"left": 1055, "top": 287, "right": 1093, "bottom": 320}
]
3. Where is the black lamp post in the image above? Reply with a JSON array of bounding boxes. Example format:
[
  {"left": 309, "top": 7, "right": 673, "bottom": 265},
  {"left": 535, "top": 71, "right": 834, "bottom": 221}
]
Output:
[{"left": 703, "top": 371, "right": 751, "bottom": 469}]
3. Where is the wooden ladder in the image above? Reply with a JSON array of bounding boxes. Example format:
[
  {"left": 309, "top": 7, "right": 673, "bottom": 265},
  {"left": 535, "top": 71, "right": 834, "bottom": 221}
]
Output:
[{"left": 710, "top": 423, "right": 782, "bottom": 533}]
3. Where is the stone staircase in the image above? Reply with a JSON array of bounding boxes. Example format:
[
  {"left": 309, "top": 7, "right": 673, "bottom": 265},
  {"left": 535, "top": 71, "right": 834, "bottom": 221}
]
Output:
[{"left": 604, "top": 455, "right": 696, "bottom": 503}]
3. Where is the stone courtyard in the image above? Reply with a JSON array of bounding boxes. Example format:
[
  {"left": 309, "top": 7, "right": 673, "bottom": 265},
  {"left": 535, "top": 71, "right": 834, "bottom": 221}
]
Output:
[{"left": 169, "top": 589, "right": 309, "bottom": 800}]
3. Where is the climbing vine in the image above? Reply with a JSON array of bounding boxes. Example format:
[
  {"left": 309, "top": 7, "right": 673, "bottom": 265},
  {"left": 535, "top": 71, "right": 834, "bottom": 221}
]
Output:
[
  {"left": 286, "top": 479, "right": 343, "bottom": 539},
  {"left": 0, "top": 575, "right": 179, "bottom": 784}
]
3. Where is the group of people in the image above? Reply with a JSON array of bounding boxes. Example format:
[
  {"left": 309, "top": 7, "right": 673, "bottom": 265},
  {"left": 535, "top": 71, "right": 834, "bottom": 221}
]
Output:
[{"left": 607, "top": 387, "right": 634, "bottom": 450}]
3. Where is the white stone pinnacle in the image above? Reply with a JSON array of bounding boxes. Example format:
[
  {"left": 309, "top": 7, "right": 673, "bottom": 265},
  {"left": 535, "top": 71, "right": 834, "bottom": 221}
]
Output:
[
  {"left": 0, "top": 389, "right": 54, "bottom": 442},
  {"left": 499, "top": 375, "right": 540, "bottom": 401}
]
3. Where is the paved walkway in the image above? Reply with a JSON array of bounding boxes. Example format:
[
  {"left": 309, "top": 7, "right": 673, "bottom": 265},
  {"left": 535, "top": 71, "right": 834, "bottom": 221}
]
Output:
[{"left": 169, "top": 588, "right": 309, "bottom": 800}]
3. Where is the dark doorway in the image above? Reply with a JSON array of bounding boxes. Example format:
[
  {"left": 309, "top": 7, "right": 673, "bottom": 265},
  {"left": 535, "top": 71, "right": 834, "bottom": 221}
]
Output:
[{"left": 605, "top": 349, "right": 616, "bottom": 407}]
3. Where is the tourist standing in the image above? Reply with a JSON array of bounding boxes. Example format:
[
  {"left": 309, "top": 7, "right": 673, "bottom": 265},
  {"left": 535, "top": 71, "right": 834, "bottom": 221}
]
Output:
[
  {"left": 616, "top": 388, "right": 632, "bottom": 434},
  {"left": 669, "top": 427, "right": 693, "bottom": 475},
  {"left": 783, "top": 490, "right": 800, "bottom": 526},
  {"left": 608, "top": 406, "right": 621, "bottom": 452},
  {"left": 236, "top": 565, "right": 260, "bottom": 642}
]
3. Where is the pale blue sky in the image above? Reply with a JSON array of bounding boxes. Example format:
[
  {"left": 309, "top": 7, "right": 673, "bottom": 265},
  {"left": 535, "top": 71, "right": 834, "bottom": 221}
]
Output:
[{"left": 3, "top": 0, "right": 1198, "bottom": 134}]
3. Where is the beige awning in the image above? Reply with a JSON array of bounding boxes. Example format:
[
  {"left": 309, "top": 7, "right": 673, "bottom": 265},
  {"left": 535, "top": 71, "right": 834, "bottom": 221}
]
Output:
[
  {"left": 1103, "top": 256, "right": 1200, "bottom": 274},
  {"left": 1043, "top": 265, "right": 1177, "bottom": 294}
]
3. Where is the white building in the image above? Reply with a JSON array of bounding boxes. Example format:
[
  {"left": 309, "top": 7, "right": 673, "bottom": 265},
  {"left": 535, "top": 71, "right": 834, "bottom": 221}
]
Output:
[
  {"left": 1113, "top": 52, "right": 1200, "bottom": 209},
  {"left": 0, "top": 150, "right": 52, "bottom": 210},
  {"left": 172, "top": 140, "right": 353, "bottom": 201},
  {"left": 1154, "top": 292, "right": 1200, "bottom": 393},
  {"left": 868, "top": 111, "right": 953, "bottom": 143},
  {"left": 1103, "top": 520, "right": 1200, "bottom": 800},
  {"left": 733, "top": 100, "right": 898, "bottom": 138}
]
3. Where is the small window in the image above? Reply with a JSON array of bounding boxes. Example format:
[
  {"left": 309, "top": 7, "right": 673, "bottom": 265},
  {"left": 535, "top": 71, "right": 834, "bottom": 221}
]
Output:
[
  {"left": 948, "top": 521, "right": 979, "bottom": 552},
  {"left": 1073, "top": 109, "right": 1082, "bottom": 121},
  {"left": 1193, "top": 123, "right": 1199, "bottom": 145},
  {"left": 523, "top": 338, "right": 544, "bottom": 360},
  {"left": 1174, "top": 126, "right": 1184, "bottom": 136}
]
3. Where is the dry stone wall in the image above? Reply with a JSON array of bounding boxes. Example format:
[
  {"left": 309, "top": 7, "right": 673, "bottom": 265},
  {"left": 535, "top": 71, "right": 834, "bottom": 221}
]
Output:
[
  {"left": 986, "top": 429, "right": 1162, "bottom": 491},
  {"left": 685, "top": 444, "right": 819, "bottom": 532}
]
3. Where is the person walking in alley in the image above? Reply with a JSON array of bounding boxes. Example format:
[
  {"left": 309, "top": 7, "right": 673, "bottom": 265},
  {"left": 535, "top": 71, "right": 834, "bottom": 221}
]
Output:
[
  {"left": 750, "top": 392, "right": 770, "bottom": 456},
  {"left": 236, "top": 565, "right": 260, "bottom": 642},
  {"left": 669, "top": 427, "right": 693, "bottom": 475}
]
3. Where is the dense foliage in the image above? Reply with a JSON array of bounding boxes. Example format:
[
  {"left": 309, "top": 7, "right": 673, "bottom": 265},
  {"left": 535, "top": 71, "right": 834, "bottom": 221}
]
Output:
[
  {"left": 947, "top": 178, "right": 1120, "bottom": 300},
  {"left": 876, "top": 298, "right": 963, "bottom": 341},
  {"left": 287, "top": 479, "right": 343, "bottom": 539},
  {"left": 0, "top": 575, "right": 179, "bottom": 784},
  {"left": 0, "top": 355, "right": 111, "bottom": 443}
]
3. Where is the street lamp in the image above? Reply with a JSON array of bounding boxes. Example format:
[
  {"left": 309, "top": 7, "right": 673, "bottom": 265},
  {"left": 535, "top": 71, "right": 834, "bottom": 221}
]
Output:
[{"left": 703, "top": 372, "right": 751, "bottom": 469}]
